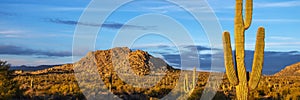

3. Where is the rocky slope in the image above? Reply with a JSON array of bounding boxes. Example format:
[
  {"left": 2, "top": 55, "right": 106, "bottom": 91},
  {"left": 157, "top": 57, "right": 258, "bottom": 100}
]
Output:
[
  {"left": 16, "top": 47, "right": 174, "bottom": 76},
  {"left": 91, "top": 47, "right": 175, "bottom": 75},
  {"left": 71, "top": 47, "right": 180, "bottom": 99},
  {"left": 73, "top": 47, "right": 176, "bottom": 75},
  {"left": 274, "top": 62, "right": 300, "bottom": 76}
]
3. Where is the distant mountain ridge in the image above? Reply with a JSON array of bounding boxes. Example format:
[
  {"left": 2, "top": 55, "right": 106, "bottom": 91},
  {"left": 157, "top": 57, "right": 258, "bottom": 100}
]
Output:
[
  {"left": 9, "top": 64, "right": 62, "bottom": 71},
  {"left": 274, "top": 62, "right": 300, "bottom": 76}
]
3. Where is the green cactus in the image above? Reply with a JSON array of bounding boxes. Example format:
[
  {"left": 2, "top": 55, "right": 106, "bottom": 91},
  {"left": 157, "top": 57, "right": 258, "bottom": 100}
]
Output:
[
  {"left": 193, "top": 67, "right": 196, "bottom": 89},
  {"left": 109, "top": 71, "right": 112, "bottom": 91},
  {"left": 183, "top": 74, "right": 189, "bottom": 93},
  {"left": 183, "top": 67, "right": 196, "bottom": 93},
  {"left": 222, "top": 0, "right": 265, "bottom": 99},
  {"left": 30, "top": 77, "right": 34, "bottom": 90}
]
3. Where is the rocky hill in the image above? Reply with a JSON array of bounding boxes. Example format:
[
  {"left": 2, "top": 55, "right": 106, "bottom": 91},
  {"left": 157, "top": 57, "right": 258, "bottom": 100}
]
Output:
[
  {"left": 274, "top": 62, "right": 300, "bottom": 76},
  {"left": 72, "top": 47, "right": 180, "bottom": 99},
  {"left": 90, "top": 47, "right": 176, "bottom": 75},
  {"left": 16, "top": 47, "right": 174, "bottom": 76},
  {"left": 72, "top": 47, "right": 176, "bottom": 75}
]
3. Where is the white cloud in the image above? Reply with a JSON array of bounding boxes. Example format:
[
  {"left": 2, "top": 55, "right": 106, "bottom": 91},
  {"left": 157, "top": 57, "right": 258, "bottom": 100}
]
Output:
[
  {"left": 2, "top": 59, "right": 28, "bottom": 66},
  {"left": 0, "top": 30, "right": 23, "bottom": 35},
  {"left": 0, "top": 30, "right": 73, "bottom": 38},
  {"left": 253, "top": 19, "right": 300, "bottom": 23},
  {"left": 0, "top": 30, "right": 25, "bottom": 38},
  {"left": 213, "top": 1, "right": 300, "bottom": 10},
  {"left": 217, "top": 18, "right": 300, "bottom": 23},
  {"left": 1, "top": 53, "right": 73, "bottom": 66},
  {"left": 255, "top": 1, "right": 300, "bottom": 8},
  {"left": 269, "top": 36, "right": 294, "bottom": 41},
  {"left": 266, "top": 42, "right": 300, "bottom": 46},
  {"left": 47, "top": 7, "right": 85, "bottom": 11}
]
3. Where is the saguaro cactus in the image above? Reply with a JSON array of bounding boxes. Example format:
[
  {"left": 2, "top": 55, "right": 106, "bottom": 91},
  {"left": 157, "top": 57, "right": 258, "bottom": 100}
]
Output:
[
  {"left": 183, "top": 67, "right": 196, "bottom": 93},
  {"left": 109, "top": 71, "right": 112, "bottom": 91},
  {"left": 222, "top": 0, "right": 265, "bottom": 99},
  {"left": 30, "top": 77, "right": 34, "bottom": 90}
]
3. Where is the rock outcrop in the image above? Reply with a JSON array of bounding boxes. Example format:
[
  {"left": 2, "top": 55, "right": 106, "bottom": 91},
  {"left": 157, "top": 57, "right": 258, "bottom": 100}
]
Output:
[{"left": 72, "top": 47, "right": 179, "bottom": 99}]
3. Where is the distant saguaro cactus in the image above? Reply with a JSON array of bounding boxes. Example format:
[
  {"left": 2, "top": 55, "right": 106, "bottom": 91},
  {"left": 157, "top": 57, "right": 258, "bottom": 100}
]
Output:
[
  {"left": 222, "top": 0, "right": 265, "bottom": 99},
  {"left": 109, "top": 71, "right": 112, "bottom": 91},
  {"left": 183, "top": 67, "right": 196, "bottom": 93},
  {"left": 30, "top": 77, "right": 34, "bottom": 90}
]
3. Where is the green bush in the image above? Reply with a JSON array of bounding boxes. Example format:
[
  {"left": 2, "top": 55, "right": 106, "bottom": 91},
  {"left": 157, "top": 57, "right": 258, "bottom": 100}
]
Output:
[{"left": 0, "top": 60, "right": 20, "bottom": 99}]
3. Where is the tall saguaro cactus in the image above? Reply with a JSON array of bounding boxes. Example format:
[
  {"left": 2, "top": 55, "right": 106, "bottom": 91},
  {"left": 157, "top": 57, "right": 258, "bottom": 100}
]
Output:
[
  {"left": 222, "top": 0, "right": 265, "bottom": 99},
  {"left": 183, "top": 67, "right": 196, "bottom": 93}
]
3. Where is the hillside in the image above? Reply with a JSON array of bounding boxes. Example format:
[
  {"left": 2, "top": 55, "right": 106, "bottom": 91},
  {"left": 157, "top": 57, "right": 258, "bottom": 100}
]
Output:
[
  {"left": 72, "top": 47, "right": 182, "bottom": 99},
  {"left": 274, "top": 62, "right": 300, "bottom": 76},
  {"left": 10, "top": 47, "right": 186, "bottom": 99},
  {"left": 5, "top": 47, "right": 300, "bottom": 99}
]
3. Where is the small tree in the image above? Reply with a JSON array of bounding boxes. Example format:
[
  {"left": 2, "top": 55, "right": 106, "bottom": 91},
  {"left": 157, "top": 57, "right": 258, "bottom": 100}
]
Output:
[
  {"left": 0, "top": 60, "right": 10, "bottom": 75},
  {"left": 0, "top": 60, "right": 19, "bottom": 99}
]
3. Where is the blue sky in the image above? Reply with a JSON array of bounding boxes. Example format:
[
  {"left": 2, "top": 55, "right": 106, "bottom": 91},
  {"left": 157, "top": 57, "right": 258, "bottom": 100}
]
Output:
[{"left": 0, "top": 0, "right": 299, "bottom": 74}]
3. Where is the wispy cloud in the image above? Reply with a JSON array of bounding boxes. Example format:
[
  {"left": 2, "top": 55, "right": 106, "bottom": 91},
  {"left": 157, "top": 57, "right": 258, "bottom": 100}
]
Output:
[
  {"left": 46, "top": 18, "right": 156, "bottom": 30},
  {"left": 0, "top": 45, "right": 71, "bottom": 57},
  {"left": 47, "top": 7, "right": 85, "bottom": 11},
  {"left": 269, "top": 36, "right": 294, "bottom": 41},
  {"left": 0, "top": 30, "right": 73, "bottom": 38},
  {"left": 0, "top": 30, "right": 24, "bottom": 38},
  {"left": 255, "top": 1, "right": 300, "bottom": 8},
  {"left": 132, "top": 44, "right": 215, "bottom": 52},
  {"left": 183, "top": 45, "right": 217, "bottom": 51},
  {"left": 216, "top": 1, "right": 300, "bottom": 10},
  {"left": 47, "top": 7, "right": 112, "bottom": 12},
  {"left": 266, "top": 42, "right": 300, "bottom": 46},
  {"left": 112, "top": 0, "right": 216, "bottom": 14},
  {"left": 253, "top": 19, "right": 300, "bottom": 23},
  {"left": 218, "top": 18, "right": 300, "bottom": 23},
  {"left": 0, "top": 30, "right": 23, "bottom": 34},
  {"left": 2, "top": 56, "right": 71, "bottom": 66},
  {"left": 0, "top": 11, "right": 17, "bottom": 16}
]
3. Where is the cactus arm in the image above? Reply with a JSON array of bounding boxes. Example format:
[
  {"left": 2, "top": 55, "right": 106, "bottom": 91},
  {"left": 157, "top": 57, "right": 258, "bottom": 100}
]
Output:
[
  {"left": 249, "top": 27, "right": 265, "bottom": 90},
  {"left": 244, "top": 0, "right": 253, "bottom": 30},
  {"left": 183, "top": 73, "right": 189, "bottom": 93},
  {"left": 223, "top": 31, "right": 238, "bottom": 85},
  {"left": 235, "top": 0, "right": 247, "bottom": 86},
  {"left": 193, "top": 67, "right": 196, "bottom": 88},
  {"left": 235, "top": 0, "right": 244, "bottom": 31}
]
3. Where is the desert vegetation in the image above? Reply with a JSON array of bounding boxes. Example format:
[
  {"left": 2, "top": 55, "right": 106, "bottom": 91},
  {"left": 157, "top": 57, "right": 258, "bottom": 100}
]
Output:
[
  {"left": 0, "top": 60, "right": 22, "bottom": 99},
  {"left": 1, "top": 47, "right": 300, "bottom": 100}
]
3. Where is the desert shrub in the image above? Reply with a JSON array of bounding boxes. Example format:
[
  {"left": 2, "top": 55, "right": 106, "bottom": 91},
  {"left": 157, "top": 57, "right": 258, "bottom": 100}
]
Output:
[
  {"left": 188, "top": 88, "right": 203, "bottom": 100},
  {"left": 0, "top": 60, "right": 21, "bottom": 99}
]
